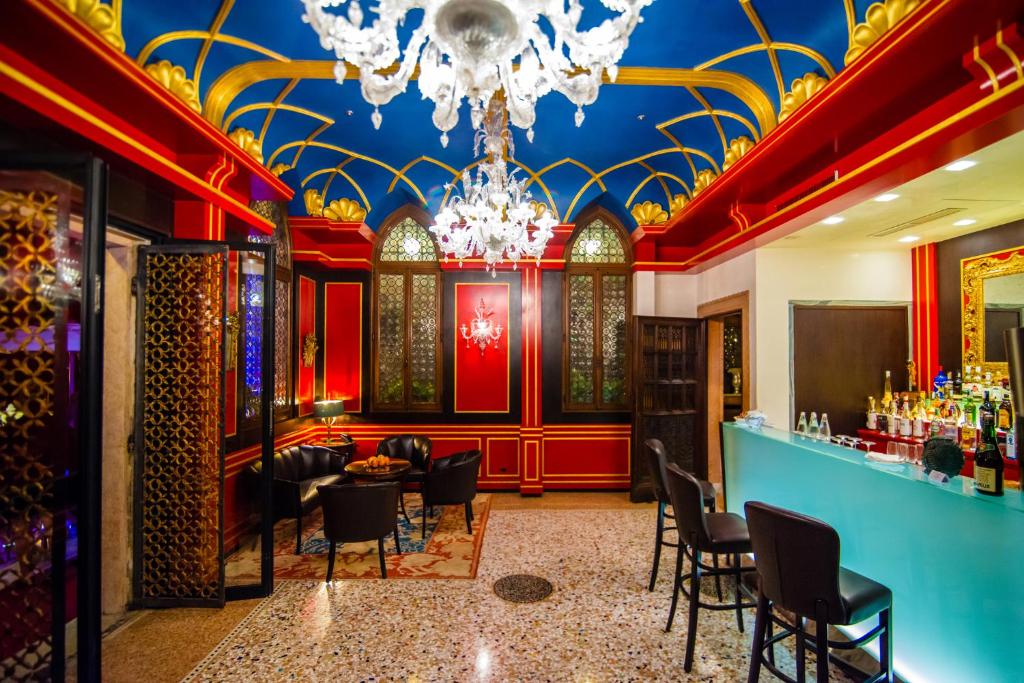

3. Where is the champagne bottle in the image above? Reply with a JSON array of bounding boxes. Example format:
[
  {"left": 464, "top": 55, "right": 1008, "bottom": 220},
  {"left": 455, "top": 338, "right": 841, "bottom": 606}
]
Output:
[
  {"left": 974, "top": 414, "right": 1004, "bottom": 496},
  {"left": 882, "top": 370, "right": 893, "bottom": 407},
  {"left": 980, "top": 391, "right": 996, "bottom": 426},
  {"left": 866, "top": 397, "right": 877, "bottom": 430}
]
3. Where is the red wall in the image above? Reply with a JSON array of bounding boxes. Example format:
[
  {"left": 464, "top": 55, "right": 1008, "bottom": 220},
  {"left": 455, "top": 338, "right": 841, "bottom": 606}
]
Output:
[
  {"left": 323, "top": 282, "right": 363, "bottom": 411},
  {"left": 454, "top": 282, "right": 509, "bottom": 413},
  {"left": 296, "top": 275, "right": 316, "bottom": 416}
]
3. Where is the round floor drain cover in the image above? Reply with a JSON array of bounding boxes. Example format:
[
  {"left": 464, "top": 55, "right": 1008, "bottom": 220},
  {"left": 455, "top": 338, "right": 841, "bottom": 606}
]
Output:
[{"left": 493, "top": 574, "right": 553, "bottom": 603}]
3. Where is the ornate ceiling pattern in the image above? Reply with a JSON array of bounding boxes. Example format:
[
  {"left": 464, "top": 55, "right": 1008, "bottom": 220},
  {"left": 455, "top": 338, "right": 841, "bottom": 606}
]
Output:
[{"left": 112, "top": 0, "right": 922, "bottom": 228}]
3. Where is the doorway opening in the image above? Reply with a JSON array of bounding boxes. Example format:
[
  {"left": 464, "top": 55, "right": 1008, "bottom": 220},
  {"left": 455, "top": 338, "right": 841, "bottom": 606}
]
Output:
[{"left": 698, "top": 292, "right": 750, "bottom": 497}]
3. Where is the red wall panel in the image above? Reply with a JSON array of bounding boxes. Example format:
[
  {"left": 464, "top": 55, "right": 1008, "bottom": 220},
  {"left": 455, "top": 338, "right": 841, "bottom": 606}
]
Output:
[
  {"left": 296, "top": 275, "right": 316, "bottom": 415},
  {"left": 324, "top": 282, "right": 363, "bottom": 412},
  {"left": 542, "top": 426, "right": 631, "bottom": 488},
  {"left": 454, "top": 282, "right": 510, "bottom": 413}
]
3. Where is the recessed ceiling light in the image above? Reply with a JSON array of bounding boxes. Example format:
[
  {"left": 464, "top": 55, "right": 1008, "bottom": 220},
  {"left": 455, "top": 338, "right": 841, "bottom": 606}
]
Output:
[
  {"left": 898, "top": 235, "right": 920, "bottom": 243},
  {"left": 874, "top": 193, "right": 900, "bottom": 202},
  {"left": 953, "top": 218, "right": 977, "bottom": 226},
  {"left": 821, "top": 216, "right": 844, "bottom": 225},
  {"left": 944, "top": 160, "right": 977, "bottom": 172}
]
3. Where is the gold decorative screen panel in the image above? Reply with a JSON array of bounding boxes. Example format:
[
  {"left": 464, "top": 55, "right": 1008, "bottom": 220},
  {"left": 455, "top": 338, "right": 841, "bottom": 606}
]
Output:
[
  {"left": 0, "top": 174, "right": 73, "bottom": 680},
  {"left": 135, "top": 247, "right": 226, "bottom": 606}
]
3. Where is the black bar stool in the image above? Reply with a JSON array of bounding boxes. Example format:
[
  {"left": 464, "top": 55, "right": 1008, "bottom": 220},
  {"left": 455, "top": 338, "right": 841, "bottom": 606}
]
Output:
[
  {"left": 643, "top": 439, "right": 722, "bottom": 598},
  {"left": 664, "top": 463, "right": 757, "bottom": 672},
  {"left": 744, "top": 501, "right": 893, "bottom": 683}
]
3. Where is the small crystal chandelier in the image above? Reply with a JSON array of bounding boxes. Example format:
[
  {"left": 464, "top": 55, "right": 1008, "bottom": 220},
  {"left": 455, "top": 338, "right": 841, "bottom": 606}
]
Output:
[
  {"left": 300, "top": 0, "right": 652, "bottom": 145},
  {"left": 430, "top": 100, "right": 557, "bottom": 273},
  {"left": 461, "top": 298, "right": 503, "bottom": 353}
]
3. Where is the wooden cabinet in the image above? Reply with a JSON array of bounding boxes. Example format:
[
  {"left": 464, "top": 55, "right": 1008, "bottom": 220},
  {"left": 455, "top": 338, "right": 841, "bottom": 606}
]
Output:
[{"left": 630, "top": 316, "right": 707, "bottom": 501}]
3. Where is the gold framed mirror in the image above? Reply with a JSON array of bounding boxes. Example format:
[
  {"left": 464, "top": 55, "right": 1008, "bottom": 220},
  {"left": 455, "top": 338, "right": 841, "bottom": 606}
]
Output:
[{"left": 961, "top": 246, "right": 1024, "bottom": 378}]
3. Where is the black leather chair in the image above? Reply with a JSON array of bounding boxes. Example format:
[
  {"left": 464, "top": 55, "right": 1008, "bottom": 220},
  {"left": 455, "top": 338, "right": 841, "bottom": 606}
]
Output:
[
  {"left": 376, "top": 435, "right": 433, "bottom": 518},
  {"left": 421, "top": 450, "right": 482, "bottom": 539},
  {"left": 744, "top": 501, "right": 893, "bottom": 683},
  {"left": 318, "top": 482, "right": 401, "bottom": 580},
  {"left": 664, "top": 463, "right": 757, "bottom": 673},
  {"left": 644, "top": 439, "right": 720, "bottom": 595},
  {"left": 247, "top": 444, "right": 351, "bottom": 554}
]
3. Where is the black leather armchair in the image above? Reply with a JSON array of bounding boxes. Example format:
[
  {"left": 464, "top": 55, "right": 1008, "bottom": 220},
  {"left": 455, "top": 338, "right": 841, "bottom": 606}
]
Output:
[
  {"left": 248, "top": 444, "right": 352, "bottom": 554},
  {"left": 318, "top": 482, "right": 401, "bottom": 580},
  {"left": 421, "top": 450, "right": 482, "bottom": 539},
  {"left": 376, "top": 435, "right": 432, "bottom": 519}
]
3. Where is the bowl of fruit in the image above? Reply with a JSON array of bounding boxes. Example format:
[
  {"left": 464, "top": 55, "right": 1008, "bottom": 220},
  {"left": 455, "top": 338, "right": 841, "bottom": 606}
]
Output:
[{"left": 365, "top": 455, "right": 391, "bottom": 472}]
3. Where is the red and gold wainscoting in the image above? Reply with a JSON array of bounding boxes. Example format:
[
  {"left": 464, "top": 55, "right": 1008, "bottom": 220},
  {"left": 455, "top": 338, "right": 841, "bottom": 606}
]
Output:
[{"left": 222, "top": 422, "right": 631, "bottom": 551}]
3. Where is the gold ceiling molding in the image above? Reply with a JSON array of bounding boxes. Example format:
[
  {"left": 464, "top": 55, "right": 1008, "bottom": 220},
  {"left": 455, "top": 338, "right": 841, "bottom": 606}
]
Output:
[
  {"left": 722, "top": 136, "right": 755, "bottom": 172},
  {"left": 630, "top": 201, "right": 668, "bottom": 226},
  {"left": 54, "top": 0, "right": 125, "bottom": 52},
  {"left": 844, "top": 0, "right": 922, "bottom": 65},
  {"left": 227, "top": 127, "right": 263, "bottom": 163},
  {"left": 778, "top": 72, "right": 829, "bottom": 123},
  {"left": 269, "top": 163, "right": 291, "bottom": 176},
  {"left": 669, "top": 193, "right": 689, "bottom": 216},
  {"left": 323, "top": 198, "right": 367, "bottom": 222},
  {"left": 303, "top": 188, "right": 324, "bottom": 216},
  {"left": 204, "top": 61, "right": 777, "bottom": 136},
  {"left": 693, "top": 169, "right": 717, "bottom": 196},
  {"left": 144, "top": 60, "right": 202, "bottom": 114},
  {"left": 529, "top": 200, "right": 551, "bottom": 221}
]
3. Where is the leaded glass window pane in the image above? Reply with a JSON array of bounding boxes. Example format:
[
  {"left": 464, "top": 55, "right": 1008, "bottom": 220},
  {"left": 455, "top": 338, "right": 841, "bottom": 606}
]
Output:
[
  {"left": 243, "top": 273, "right": 263, "bottom": 418},
  {"left": 380, "top": 218, "right": 436, "bottom": 262},
  {"left": 410, "top": 274, "right": 438, "bottom": 403},
  {"left": 274, "top": 278, "right": 290, "bottom": 410},
  {"left": 376, "top": 273, "right": 405, "bottom": 404},
  {"left": 601, "top": 274, "right": 628, "bottom": 405},
  {"left": 568, "top": 274, "right": 595, "bottom": 404},
  {"left": 569, "top": 219, "right": 626, "bottom": 264}
]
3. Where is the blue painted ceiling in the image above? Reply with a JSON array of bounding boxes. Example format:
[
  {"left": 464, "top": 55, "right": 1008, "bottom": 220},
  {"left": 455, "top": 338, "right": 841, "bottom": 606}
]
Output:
[{"left": 121, "top": 0, "right": 873, "bottom": 228}]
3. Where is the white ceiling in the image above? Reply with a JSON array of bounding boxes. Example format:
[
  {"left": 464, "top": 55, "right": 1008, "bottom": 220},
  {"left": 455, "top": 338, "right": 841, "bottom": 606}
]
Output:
[{"left": 767, "top": 128, "right": 1024, "bottom": 250}]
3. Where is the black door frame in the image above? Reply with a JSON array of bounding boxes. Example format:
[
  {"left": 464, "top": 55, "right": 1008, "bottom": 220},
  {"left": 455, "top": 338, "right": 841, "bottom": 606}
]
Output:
[{"left": 0, "top": 153, "right": 108, "bottom": 682}]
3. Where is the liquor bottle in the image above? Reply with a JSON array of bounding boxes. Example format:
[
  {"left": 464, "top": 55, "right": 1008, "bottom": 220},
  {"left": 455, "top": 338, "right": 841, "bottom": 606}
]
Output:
[
  {"left": 882, "top": 370, "right": 893, "bottom": 407},
  {"left": 808, "top": 412, "right": 820, "bottom": 439},
  {"left": 974, "top": 414, "right": 1004, "bottom": 496},
  {"left": 933, "top": 365, "right": 948, "bottom": 397},
  {"left": 963, "top": 393, "right": 978, "bottom": 427},
  {"left": 998, "top": 392, "right": 1013, "bottom": 430},
  {"left": 912, "top": 400, "right": 926, "bottom": 438},
  {"left": 899, "top": 400, "right": 912, "bottom": 437},
  {"left": 796, "top": 411, "right": 808, "bottom": 435},
  {"left": 820, "top": 413, "right": 831, "bottom": 441},
  {"left": 952, "top": 370, "right": 963, "bottom": 398},
  {"left": 980, "top": 391, "right": 996, "bottom": 426},
  {"left": 887, "top": 400, "right": 899, "bottom": 436},
  {"left": 866, "top": 397, "right": 877, "bottom": 430}
]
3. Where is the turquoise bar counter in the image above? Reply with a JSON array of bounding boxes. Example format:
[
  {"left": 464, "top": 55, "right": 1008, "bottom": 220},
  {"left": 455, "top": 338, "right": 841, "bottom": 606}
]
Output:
[{"left": 722, "top": 423, "right": 1024, "bottom": 683}]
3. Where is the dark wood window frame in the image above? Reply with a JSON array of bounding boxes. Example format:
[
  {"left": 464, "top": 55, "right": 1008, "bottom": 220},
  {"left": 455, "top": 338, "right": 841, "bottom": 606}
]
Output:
[
  {"left": 371, "top": 207, "right": 443, "bottom": 412},
  {"left": 562, "top": 209, "right": 633, "bottom": 412}
]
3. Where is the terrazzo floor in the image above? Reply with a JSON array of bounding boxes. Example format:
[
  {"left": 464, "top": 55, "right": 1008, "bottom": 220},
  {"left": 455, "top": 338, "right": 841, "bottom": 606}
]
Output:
[{"left": 175, "top": 505, "right": 856, "bottom": 682}]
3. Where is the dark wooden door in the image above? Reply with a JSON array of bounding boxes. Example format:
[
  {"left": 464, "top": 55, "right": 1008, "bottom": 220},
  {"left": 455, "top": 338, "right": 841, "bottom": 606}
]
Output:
[
  {"left": 793, "top": 305, "right": 909, "bottom": 438},
  {"left": 631, "top": 316, "right": 707, "bottom": 501}
]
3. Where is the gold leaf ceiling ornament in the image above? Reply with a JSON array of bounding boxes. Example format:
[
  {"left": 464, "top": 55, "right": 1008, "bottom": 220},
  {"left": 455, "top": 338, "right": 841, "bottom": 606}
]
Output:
[
  {"left": 270, "top": 163, "right": 291, "bottom": 177},
  {"left": 228, "top": 127, "right": 263, "bottom": 163},
  {"left": 693, "top": 169, "right": 717, "bottom": 196},
  {"left": 669, "top": 193, "right": 689, "bottom": 216},
  {"left": 54, "top": 0, "right": 125, "bottom": 52},
  {"left": 844, "top": 0, "right": 922, "bottom": 65},
  {"left": 144, "top": 60, "right": 202, "bottom": 114},
  {"left": 778, "top": 72, "right": 829, "bottom": 123},
  {"left": 303, "top": 188, "right": 324, "bottom": 216},
  {"left": 630, "top": 201, "right": 669, "bottom": 226},
  {"left": 722, "top": 136, "right": 755, "bottom": 172},
  {"left": 323, "top": 198, "right": 367, "bottom": 223}
]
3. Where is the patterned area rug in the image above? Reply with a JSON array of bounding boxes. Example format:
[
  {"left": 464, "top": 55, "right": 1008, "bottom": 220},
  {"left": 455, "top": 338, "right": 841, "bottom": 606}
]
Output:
[{"left": 225, "top": 493, "right": 490, "bottom": 581}]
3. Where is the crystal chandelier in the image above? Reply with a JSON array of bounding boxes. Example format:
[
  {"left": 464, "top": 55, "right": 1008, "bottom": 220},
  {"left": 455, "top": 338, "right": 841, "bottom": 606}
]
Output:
[
  {"left": 300, "top": 0, "right": 652, "bottom": 145},
  {"left": 461, "top": 298, "right": 503, "bottom": 353},
  {"left": 430, "top": 101, "right": 557, "bottom": 272}
]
